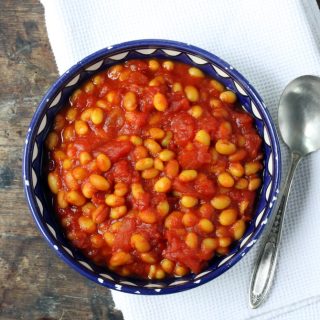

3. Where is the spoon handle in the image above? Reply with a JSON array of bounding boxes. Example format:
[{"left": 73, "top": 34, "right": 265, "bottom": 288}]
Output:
[{"left": 249, "top": 153, "right": 301, "bottom": 308}]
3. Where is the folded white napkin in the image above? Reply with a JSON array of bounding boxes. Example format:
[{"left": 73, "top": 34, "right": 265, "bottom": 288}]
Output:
[{"left": 41, "top": 0, "right": 320, "bottom": 319}]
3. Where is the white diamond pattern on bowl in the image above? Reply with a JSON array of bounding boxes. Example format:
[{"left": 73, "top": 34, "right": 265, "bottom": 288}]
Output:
[
  {"left": 195, "top": 270, "right": 211, "bottom": 279},
  {"left": 268, "top": 153, "right": 274, "bottom": 175},
  {"left": 99, "top": 273, "right": 114, "bottom": 281},
  {"left": 32, "top": 143, "right": 38, "bottom": 162},
  {"left": 240, "top": 233, "right": 253, "bottom": 248},
  {"left": 65, "top": 74, "right": 80, "bottom": 87},
  {"left": 265, "top": 181, "right": 272, "bottom": 201},
  {"left": 264, "top": 126, "right": 271, "bottom": 146},
  {"left": 255, "top": 208, "right": 266, "bottom": 227},
  {"left": 186, "top": 54, "right": 207, "bottom": 64},
  {"left": 35, "top": 196, "right": 43, "bottom": 215},
  {"left": 233, "top": 81, "right": 247, "bottom": 96},
  {"left": 78, "top": 261, "right": 94, "bottom": 271},
  {"left": 31, "top": 168, "right": 37, "bottom": 189},
  {"left": 135, "top": 48, "right": 157, "bottom": 55},
  {"left": 85, "top": 60, "right": 104, "bottom": 71},
  {"left": 119, "top": 281, "right": 138, "bottom": 286},
  {"left": 49, "top": 92, "right": 62, "bottom": 108},
  {"left": 218, "top": 254, "right": 235, "bottom": 267},
  {"left": 144, "top": 283, "right": 164, "bottom": 288},
  {"left": 212, "top": 65, "right": 229, "bottom": 77},
  {"left": 62, "top": 246, "right": 74, "bottom": 258},
  {"left": 168, "top": 280, "right": 188, "bottom": 286},
  {"left": 46, "top": 223, "right": 57, "bottom": 239},
  {"left": 251, "top": 101, "right": 263, "bottom": 120},
  {"left": 37, "top": 114, "right": 47, "bottom": 135},
  {"left": 162, "top": 49, "right": 181, "bottom": 56},
  {"left": 109, "top": 52, "right": 129, "bottom": 60}
]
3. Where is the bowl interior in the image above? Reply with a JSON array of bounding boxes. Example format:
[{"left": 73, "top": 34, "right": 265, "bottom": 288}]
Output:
[{"left": 23, "top": 40, "right": 281, "bottom": 295}]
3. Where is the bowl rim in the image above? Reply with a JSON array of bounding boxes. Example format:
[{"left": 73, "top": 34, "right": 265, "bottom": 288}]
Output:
[{"left": 23, "top": 39, "right": 281, "bottom": 295}]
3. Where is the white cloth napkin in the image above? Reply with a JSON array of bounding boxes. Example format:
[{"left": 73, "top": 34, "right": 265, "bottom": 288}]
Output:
[{"left": 41, "top": 0, "right": 320, "bottom": 319}]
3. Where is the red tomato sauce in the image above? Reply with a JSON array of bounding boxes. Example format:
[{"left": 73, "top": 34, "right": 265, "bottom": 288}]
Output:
[{"left": 45, "top": 59, "right": 263, "bottom": 279}]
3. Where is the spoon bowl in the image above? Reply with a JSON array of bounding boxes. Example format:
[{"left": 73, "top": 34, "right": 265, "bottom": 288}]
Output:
[{"left": 279, "top": 75, "right": 320, "bottom": 155}]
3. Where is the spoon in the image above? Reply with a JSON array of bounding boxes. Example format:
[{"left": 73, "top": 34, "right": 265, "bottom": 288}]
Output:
[{"left": 249, "top": 75, "right": 320, "bottom": 308}]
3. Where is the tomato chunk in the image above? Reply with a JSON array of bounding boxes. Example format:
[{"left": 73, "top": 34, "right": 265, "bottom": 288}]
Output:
[
  {"left": 178, "top": 144, "right": 211, "bottom": 169},
  {"left": 171, "top": 112, "right": 196, "bottom": 147},
  {"left": 97, "top": 141, "right": 133, "bottom": 162}
]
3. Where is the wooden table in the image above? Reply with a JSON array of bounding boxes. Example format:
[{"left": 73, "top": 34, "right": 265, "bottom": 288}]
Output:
[
  {"left": 0, "top": 1, "right": 123, "bottom": 319},
  {"left": 1, "top": 1, "right": 320, "bottom": 319}
]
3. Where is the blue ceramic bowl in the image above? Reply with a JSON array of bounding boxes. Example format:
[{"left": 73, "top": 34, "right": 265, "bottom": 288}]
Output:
[{"left": 23, "top": 39, "right": 281, "bottom": 295}]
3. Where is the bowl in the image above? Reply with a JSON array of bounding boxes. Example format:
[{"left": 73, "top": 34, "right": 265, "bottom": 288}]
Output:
[{"left": 23, "top": 39, "right": 281, "bottom": 295}]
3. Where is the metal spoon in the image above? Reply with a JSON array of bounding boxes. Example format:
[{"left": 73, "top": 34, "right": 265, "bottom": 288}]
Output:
[{"left": 249, "top": 75, "right": 320, "bottom": 308}]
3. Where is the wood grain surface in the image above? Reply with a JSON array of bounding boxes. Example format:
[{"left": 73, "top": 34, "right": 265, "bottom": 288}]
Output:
[
  {"left": 1, "top": 1, "right": 319, "bottom": 319},
  {"left": 0, "top": 1, "right": 123, "bottom": 319}
]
